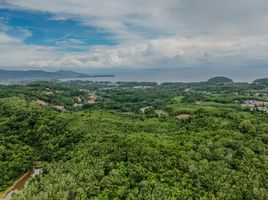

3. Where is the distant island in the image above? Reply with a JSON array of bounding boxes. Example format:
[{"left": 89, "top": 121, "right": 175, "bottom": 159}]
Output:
[
  {"left": 0, "top": 69, "right": 114, "bottom": 81},
  {"left": 253, "top": 78, "right": 268, "bottom": 86},
  {"left": 207, "top": 76, "right": 233, "bottom": 84}
]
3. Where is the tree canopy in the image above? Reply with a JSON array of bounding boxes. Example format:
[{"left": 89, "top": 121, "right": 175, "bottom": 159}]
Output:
[{"left": 0, "top": 81, "right": 268, "bottom": 200}]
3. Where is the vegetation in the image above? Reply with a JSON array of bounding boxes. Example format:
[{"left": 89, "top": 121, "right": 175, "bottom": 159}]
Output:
[
  {"left": 207, "top": 76, "right": 233, "bottom": 84},
  {"left": 253, "top": 78, "right": 268, "bottom": 86},
  {"left": 0, "top": 80, "right": 268, "bottom": 199}
]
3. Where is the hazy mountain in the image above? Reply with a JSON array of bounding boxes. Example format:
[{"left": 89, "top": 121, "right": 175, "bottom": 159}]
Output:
[
  {"left": 207, "top": 76, "right": 233, "bottom": 84},
  {"left": 54, "top": 70, "right": 90, "bottom": 78},
  {"left": 0, "top": 69, "right": 112, "bottom": 80}
]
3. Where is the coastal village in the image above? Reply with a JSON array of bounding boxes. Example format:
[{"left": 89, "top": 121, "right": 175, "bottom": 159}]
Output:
[
  {"left": 36, "top": 87, "right": 99, "bottom": 110},
  {"left": 242, "top": 100, "right": 268, "bottom": 113},
  {"left": 34, "top": 83, "right": 268, "bottom": 116}
]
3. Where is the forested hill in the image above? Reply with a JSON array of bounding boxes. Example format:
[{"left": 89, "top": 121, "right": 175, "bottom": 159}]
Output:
[
  {"left": 0, "top": 81, "right": 268, "bottom": 200},
  {"left": 253, "top": 78, "right": 268, "bottom": 86},
  {"left": 207, "top": 76, "right": 233, "bottom": 84}
]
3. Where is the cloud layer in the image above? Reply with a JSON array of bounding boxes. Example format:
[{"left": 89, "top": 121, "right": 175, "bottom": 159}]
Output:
[{"left": 0, "top": 0, "right": 268, "bottom": 70}]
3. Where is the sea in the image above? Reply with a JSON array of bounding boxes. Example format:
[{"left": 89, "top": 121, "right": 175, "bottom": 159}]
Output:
[
  {"left": 59, "top": 67, "right": 266, "bottom": 83},
  {"left": 59, "top": 68, "right": 221, "bottom": 83}
]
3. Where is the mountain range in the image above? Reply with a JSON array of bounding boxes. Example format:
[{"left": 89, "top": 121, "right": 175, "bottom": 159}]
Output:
[{"left": 0, "top": 69, "right": 114, "bottom": 80}]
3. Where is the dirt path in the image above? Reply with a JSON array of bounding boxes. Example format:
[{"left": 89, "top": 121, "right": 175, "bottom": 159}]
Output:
[{"left": 0, "top": 169, "right": 42, "bottom": 200}]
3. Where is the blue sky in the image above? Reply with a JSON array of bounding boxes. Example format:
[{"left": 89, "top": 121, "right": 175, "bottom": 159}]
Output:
[
  {"left": 0, "top": 0, "right": 268, "bottom": 81},
  {"left": 0, "top": 8, "right": 116, "bottom": 48}
]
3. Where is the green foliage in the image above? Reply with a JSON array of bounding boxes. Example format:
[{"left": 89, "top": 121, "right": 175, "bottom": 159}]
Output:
[
  {"left": 207, "top": 76, "right": 233, "bottom": 84},
  {"left": 181, "top": 93, "right": 205, "bottom": 103},
  {"left": 0, "top": 97, "right": 83, "bottom": 191},
  {"left": 253, "top": 78, "right": 268, "bottom": 86},
  {"left": 0, "top": 81, "right": 268, "bottom": 200},
  {"left": 239, "top": 120, "right": 256, "bottom": 134}
]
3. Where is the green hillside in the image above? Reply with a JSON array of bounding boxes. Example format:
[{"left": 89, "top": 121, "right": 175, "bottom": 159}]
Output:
[{"left": 0, "top": 81, "right": 267, "bottom": 200}]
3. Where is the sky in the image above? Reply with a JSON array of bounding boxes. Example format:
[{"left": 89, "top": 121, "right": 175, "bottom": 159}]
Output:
[{"left": 0, "top": 0, "right": 268, "bottom": 80}]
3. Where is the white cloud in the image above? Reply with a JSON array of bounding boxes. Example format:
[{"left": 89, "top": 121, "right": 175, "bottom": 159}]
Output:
[
  {"left": 3, "top": 35, "right": 264, "bottom": 69},
  {"left": 0, "top": 41, "right": 61, "bottom": 69},
  {"left": 1, "top": 0, "right": 268, "bottom": 69},
  {"left": 0, "top": 32, "right": 20, "bottom": 43},
  {"left": 4, "top": 0, "right": 268, "bottom": 39}
]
